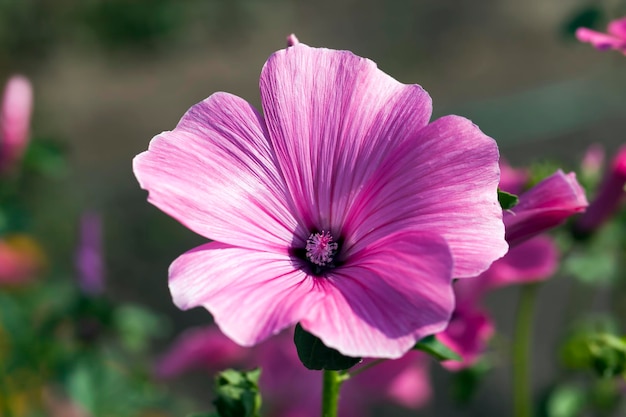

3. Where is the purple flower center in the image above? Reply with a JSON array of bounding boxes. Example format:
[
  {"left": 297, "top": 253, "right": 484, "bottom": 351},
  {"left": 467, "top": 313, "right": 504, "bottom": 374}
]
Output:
[{"left": 305, "top": 231, "right": 338, "bottom": 267}]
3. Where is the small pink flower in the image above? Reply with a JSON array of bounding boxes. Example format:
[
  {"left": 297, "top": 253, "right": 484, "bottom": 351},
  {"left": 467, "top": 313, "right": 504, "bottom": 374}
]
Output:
[
  {"left": 504, "top": 170, "right": 588, "bottom": 247},
  {"left": 134, "top": 41, "right": 507, "bottom": 358},
  {"left": 575, "top": 146, "right": 626, "bottom": 234},
  {"left": 0, "top": 76, "right": 32, "bottom": 172},
  {"left": 576, "top": 17, "right": 626, "bottom": 54}
]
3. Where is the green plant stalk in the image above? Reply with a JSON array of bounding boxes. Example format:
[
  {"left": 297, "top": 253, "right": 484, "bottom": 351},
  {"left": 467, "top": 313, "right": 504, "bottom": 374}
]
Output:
[
  {"left": 322, "top": 370, "right": 343, "bottom": 417},
  {"left": 0, "top": 373, "right": 14, "bottom": 417},
  {"left": 513, "top": 283, "right": 539, "bottom": 417}
]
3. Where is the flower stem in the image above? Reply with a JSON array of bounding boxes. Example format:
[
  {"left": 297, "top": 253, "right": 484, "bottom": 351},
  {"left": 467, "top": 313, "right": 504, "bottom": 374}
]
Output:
[
  {"left": 321, "top": 370, "right": 343, "bottom": 417},
  {"left": 513, "top": 283, "right": 539, "bottom": 417}
]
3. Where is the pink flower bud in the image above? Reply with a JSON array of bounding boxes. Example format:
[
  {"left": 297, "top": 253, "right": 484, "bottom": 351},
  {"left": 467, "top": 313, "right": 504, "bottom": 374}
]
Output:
[
  {"left": 504, "top": 170, "right": 588, "bottom": 247},
  {"left": 0, "top": 76, "right": 33, "bottom": 173}
]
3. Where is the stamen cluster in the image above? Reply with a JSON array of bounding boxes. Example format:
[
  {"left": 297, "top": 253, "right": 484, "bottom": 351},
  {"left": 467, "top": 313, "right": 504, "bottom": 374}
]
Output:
[{"left": 305, "top": 231, "right": 338, "bottom": 267}]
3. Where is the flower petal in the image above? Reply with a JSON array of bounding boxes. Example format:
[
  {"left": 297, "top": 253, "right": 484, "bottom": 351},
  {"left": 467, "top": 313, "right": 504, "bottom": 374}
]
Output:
[
  {"left": 343, "top": 115, "right": 507, "bottom": 278},
  {"left": 300, "top": 231, "right": 454, "bottom": 359},
  {"left": 169, "top": 242, "right": 323, "bottom": 346},
  {"left": 259, "top": 43, "right": 433, "bottom": 232},
  {"left": 133, "top": 92, "right": 304, "bottom": 253},
  {"left": 504, "top": 170, "right": 588, "bottom": 246},
  {"left": 607, "top": 17, "right": 626, "bottom": 39},
  {"left": 576, "top": 27, "right": 626, "bottom": 52}
]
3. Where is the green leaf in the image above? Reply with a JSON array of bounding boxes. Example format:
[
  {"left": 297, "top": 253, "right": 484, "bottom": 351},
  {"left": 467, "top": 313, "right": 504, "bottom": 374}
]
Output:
[
  {"left": 293, "top": 323, "right": 361, "bottom": 371},
  {"left": 22, "top": 138, "right": 68, "bottom": 177},
  {"left": 561, "top": 331, "right": 626, "bottom": 378},
  {"left": 65, "top": 357, "right": 98, "bottom": 414},
  {"left": 497, "top": 189, "right": 519, "bottom": 210},
  {"left": 213, "top": 369, "right": 262, "bottom": 417},
  {"left": 413, "top": 335, "right": 461, "bottom": 362},
  {"left": 546, "top": 384, "right": 587, "bottom": 417},
  {"left": 564, "top": 224, "right": 620, "bottom": 286},
  {"left": 113, "top": 304, "right": 167, "bottom": 352}
]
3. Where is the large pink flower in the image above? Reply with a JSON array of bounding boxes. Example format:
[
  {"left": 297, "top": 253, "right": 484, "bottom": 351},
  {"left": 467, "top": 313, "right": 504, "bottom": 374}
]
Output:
[{"left": 133, "top": 41, "right": 507, "bottom": 358}]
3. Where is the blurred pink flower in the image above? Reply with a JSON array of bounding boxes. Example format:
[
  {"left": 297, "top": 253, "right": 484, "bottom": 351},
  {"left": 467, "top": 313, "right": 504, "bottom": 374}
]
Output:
[
  {"left": 575, "top": 146, "right": 626, "bottom": 235},
  {"left": 499, "top": 160, "right": 529, "bottom": 196},
  {"left": 434, "top": 163, "right": 564, "bottom": 370},
  {"left": 0, "top": 76, "right": 32, "bottom": 172},
  {"left": 75, "top": 212, "right": 105, "bottom": 296},
  {"left": 504, "top": 170, "right": 587, "bottom": 246},
  {"left": 351, "top": 352, "right": 432, "bottom": 409},
  {"left": 437, "top": 303, "right": 494, "bottom": 371},
  {"left": 0, "top": 235, "right": 45, "bottom": 286},
  {"left": 435, "top": 237, "right": 558, "bottom": 371},
  {"left": 576, "top": 17, "right": 626, "bottom": 54},
  {"left": 134, "top": 41, "right": 507, "bottom": 358},
  {"left": 156, "top": 326, "right": 431, "bottom": 416},
  {"left": 479, "top": 235, "right": 558, "bottom": 289},
  {"left": 154, "top": 327, "right": 249, "bottom": 379}
]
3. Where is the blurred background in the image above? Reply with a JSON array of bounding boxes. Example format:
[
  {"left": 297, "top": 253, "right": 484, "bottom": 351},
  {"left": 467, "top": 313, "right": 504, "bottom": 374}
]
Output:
[{"left": 2, "top": 0, "right": 626, "bottom": 416}]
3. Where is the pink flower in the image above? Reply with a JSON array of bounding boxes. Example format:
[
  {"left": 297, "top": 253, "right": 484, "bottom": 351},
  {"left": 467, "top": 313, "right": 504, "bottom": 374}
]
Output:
[
  {"left": 75, "top": 212, "right": 105, "bottom": 296},
  {"left": 478, "top": 235, "right": 558, "bottom": 289},
  {"left": 433, "top": 165, "right": 570, "bottom": 371},
  {"left": 351, "top": 353, "right": 432, "bottom": 409},
  {"left": 504, "top": 170, "right": 587, "bottom": 247},
  {"left": 154, "top": 327, "right": 249, "bottom": 378},
  {"left": 133, "top": 41, "right": 507, "bottom": 358},
  {"left": 0, "top": 76, "right": 32, "bottom": 172},
  {"left": 575, "top": 146, "right": 626, "bottom": 235},
  {"left": 576, "top": 17, "right": 626, "bottom": 54},
  {"left": 437, "top": 303, "right": 494, "bottom": 371}
]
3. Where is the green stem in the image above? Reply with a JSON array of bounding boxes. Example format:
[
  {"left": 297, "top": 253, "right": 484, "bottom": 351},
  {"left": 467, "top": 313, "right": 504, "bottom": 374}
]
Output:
[
  {"left": 513, "top": 284, "right": 539, "bottom": 417},
  {"left": 0, "top": 373, "right": 13, "bottom": 417},
  {"left": 321, "top": 370, "right": 343, "bottom": 417}
]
